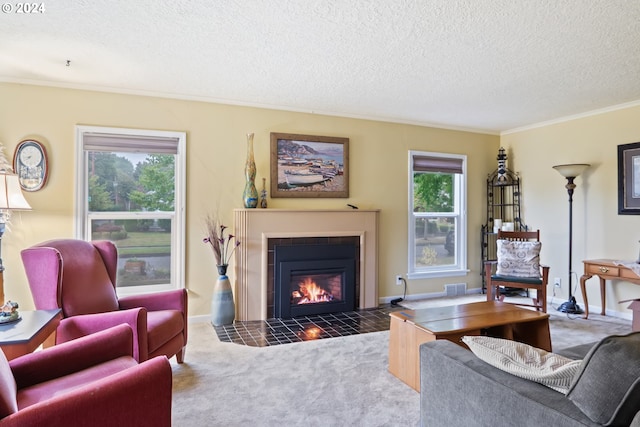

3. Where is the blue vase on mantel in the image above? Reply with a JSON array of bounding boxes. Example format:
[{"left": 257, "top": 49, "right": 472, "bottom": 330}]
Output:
[{"left": 211, "top": 264, "right": 235, "bottom": 326}]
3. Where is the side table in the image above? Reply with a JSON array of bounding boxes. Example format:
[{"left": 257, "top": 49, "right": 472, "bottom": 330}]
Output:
[
  {"left": 0, "top": 309, "right": 61, "bottom": 360},
  {"left": 580, "top": 259, "right": 640, "bottom": 319}
]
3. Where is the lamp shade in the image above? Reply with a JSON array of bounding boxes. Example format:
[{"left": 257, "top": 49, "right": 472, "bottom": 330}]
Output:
[
  {"left": 553, "top": 164, "right": 590, "bottom": 178},
  {"left": 0, "top": 173, "right": 31, "bottom": 210}
]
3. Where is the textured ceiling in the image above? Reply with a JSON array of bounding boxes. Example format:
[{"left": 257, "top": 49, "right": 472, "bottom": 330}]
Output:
[{"left": 2, "top": 0, "right": 640, "bottom": 134}]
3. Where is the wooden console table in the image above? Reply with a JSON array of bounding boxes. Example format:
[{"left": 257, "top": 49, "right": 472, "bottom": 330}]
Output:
[{"left": 580, "top": 259, "right": 640, "bottom": 319}]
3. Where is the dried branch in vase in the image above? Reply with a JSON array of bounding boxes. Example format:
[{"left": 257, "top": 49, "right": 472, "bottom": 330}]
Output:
[{"left": 203, "top": 213, "right": 240, "bottom": 266}]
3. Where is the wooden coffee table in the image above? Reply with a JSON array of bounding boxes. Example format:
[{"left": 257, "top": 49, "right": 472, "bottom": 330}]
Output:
[{"left": 388, "top": 300, "right": 551, "bottom": 391}]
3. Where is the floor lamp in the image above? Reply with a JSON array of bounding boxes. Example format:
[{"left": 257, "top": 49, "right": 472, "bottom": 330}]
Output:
[
  {"left": 553, "top": 163, "right": 590, "bottom": 314},
  {"left": 0, "top": 171, "right": 32, "bottom": 304}
]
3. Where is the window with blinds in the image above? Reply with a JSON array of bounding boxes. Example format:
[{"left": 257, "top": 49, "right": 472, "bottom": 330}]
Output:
[
  {"left": 408, "top": 150, "right": 467, "bottom": 278},
  {"left": 75, "top": 126, "right": 186, "bottom": 294}
]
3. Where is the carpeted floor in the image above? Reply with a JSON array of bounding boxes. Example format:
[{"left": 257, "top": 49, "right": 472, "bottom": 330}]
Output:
[
  {"left": 171, "top": 295, "right": 632, "bottom": 427},
  {"left": 171, "top": 326, "right": 418, "bottom": 427}
]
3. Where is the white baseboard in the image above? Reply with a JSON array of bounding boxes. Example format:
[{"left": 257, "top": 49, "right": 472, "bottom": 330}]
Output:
[
  {"left": 378, "top": 288, "right": 483, "bottom": 304},
  {"left": 189, "top": 314, "right": 211, "bottom": 324},
  {"left": 192, "top": 293, "right": 634, "bottom": 322},
  {"left": 378, "top": 292, "right": 633, "bottom": 322},
  {"left": 585, "top": 304, "right": 632, "bottom": 321}
]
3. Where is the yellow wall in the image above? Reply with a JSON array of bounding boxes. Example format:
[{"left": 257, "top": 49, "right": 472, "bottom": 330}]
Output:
[
  {"left": 0, "top": 83, "right": 498, "bottom": 316},
  {"left": 501, "top": 105, "right": 640, "bottom": 317}
]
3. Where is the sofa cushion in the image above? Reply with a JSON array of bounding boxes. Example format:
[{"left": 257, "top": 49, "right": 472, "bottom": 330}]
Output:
[
  {"left": 566, "top": 332, "right": 640, "bottom": 426},
  {"left": 495, "top": 240, "right": 541, "bottom": 277},
  {"left": 462, "top": 336, "right": 581, "bottom": 393}
]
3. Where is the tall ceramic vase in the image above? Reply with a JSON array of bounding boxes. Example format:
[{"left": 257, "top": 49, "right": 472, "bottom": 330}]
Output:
[
  {"left": 211, "top": 264, "right": 235, "bottom": 326},
  {"left": 242, "top": 133, "right": 259, "bottom": 208}
]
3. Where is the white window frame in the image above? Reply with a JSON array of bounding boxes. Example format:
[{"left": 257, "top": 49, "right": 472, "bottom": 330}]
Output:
[
  {"left": 75, "top": 125, "right": 186, "bottom": 295},
  {"left": 407, "top": 150, "right": 468, "bottom": 279}
]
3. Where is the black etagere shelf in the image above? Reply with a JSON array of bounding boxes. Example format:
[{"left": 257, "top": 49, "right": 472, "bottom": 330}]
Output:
[{"left": 481, "top": 148, "right": 528, "bottom": 292}]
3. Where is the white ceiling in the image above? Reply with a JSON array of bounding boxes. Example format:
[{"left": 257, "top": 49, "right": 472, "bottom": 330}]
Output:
[{"left": 2, "top": 0, "right": 640, "bottom": 134}]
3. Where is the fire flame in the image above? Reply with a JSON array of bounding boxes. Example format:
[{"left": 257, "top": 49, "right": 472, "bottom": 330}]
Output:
[{"left": 293, "top": 277, "right": 334, "bottom": 304}]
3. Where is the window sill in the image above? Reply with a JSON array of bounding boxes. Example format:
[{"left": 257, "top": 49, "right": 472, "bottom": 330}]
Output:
[
  {"left": 407, "top": 269, "right": 470, "bottom": 280},
  {"left": 116, "top": 283, "right": 177, "bottom": 297}
]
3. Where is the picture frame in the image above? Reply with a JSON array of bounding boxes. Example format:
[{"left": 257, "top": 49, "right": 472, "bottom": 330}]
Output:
[
  {"left": 270, "top": 132, "right": 349, "bottom": 198},
  {"left": 618, "top": 142, "right": 640, "bottom": 214}
]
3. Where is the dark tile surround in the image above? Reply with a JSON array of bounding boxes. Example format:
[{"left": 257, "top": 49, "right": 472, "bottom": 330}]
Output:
[{"left": 214, "top": 305, "right": 402, "bottom": 347}]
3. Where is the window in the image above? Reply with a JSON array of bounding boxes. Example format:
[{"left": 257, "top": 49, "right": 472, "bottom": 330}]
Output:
[
  {"left": 408, "top": 151, "right": 467, "bottom": 278},
  {"left": 75, "top": 126, "right": 186, "bottom": 295}
]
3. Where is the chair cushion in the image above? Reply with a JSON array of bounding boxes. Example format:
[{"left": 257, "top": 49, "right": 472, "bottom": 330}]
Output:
[
  {"left": 16, "top": 356, "right": 137, "bottom": 410},
  {"left": 462, "top": 335, "right": 581, "bottom": 393},
  {"left": 490, "top": 274, "right": 543, "bottom": 285},
  {"left": 146, "top": 310, "right": 184, "bottom": 353},
  {"left": 567, "top": 332, "right": 640, "bottom": 426},
  {"left": 0, "top": 350, "right": 17, "bottom": 418},
  {"left": 496, "top": 240, "right": 541, "bottom": 277}
]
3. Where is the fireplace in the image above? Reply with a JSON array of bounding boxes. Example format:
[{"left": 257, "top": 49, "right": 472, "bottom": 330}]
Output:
[
  {"left": 274, "top": 243, "right": 356, "bottom": 318},
  {"left": 233, "top": 208, "right": 379, "bottom": 321}
]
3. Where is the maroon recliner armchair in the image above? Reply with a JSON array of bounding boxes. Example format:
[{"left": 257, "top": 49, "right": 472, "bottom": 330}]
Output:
[
  {"left": 21, "top": 239, "right": 187, "bottom": 363},
  {"left": 0, "top": 324, "right": 172, "bottom": 426}
]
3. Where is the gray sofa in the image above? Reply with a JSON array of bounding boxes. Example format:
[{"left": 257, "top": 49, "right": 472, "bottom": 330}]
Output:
[{"left": 420, "top": 335, "right": 640, "bottom": 426}]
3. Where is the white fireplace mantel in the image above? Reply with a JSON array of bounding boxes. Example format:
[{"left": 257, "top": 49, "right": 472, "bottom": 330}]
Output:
[{"left": 233, "top": 209, "right": 380, "bottom": 321}]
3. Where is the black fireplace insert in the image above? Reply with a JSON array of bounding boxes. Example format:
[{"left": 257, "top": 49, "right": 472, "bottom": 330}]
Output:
[{"left": 274, "top": 243, "right": 356, "bottom": 318}]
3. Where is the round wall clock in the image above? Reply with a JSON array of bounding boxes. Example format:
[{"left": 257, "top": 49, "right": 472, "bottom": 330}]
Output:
[{"left": 13, "top": 139, "right": 48, "bottom": 192}]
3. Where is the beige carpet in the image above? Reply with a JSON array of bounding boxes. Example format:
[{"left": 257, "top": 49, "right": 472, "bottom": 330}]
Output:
[
  {"left": 171, "top": 325, "right": 419, "bottom": 427},
  {"left": 170, "top": 295, "right": 632, "bottom": 426}
]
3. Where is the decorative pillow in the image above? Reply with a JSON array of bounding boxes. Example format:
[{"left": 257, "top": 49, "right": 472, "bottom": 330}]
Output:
[
  {"left": 495, "top": 240, "right": 541, "bottom": 277},
  {"left": 462, "top": 335, "right": 581, "bottom": 394},
  {"left": 566, "top": 332, "right": 640, "bottom": 426}
]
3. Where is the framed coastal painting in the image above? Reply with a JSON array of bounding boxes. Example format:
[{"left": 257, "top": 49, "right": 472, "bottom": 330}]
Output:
[
  {"left": 270, "top": 132, "right": 349, "bottom": 198},
  {"left": 618, "top": 142, "right": 640, "bottom": 214}
]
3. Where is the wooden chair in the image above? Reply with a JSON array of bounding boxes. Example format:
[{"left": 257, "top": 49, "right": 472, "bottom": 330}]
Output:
[{"left": 484, "top": 230, "right": 549, "bottom": 312}]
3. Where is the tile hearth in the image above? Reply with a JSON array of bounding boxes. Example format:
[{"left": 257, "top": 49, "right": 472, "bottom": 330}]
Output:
[{"left": 214, "top": 305, "right": 401, "bottom": 347}]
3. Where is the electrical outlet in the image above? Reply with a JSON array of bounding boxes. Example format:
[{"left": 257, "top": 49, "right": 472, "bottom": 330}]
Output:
[
  {"left": 554, "top": 277, "right": 561, "bottom": 288},
  {"left": 395, "top": 275, "right": 403, "bottom": 286}
]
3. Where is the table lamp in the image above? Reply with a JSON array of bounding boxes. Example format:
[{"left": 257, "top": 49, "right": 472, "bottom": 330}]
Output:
[{"left": 0, "top": 171, "right": 32, "bottom": 303}]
